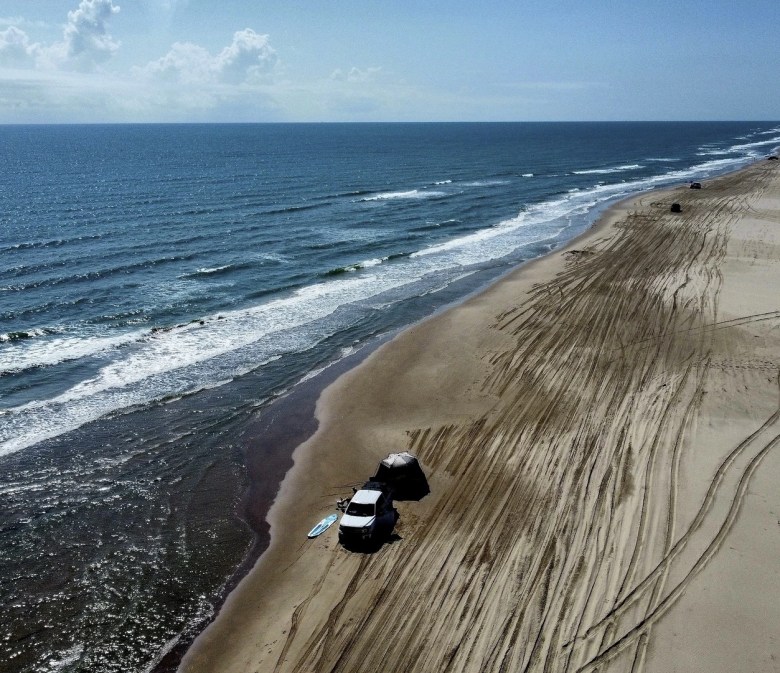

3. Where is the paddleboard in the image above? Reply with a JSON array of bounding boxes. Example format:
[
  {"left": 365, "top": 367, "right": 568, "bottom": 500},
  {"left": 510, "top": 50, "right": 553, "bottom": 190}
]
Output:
[{"left": 307, "top": 513, "right": 338, "bottom": 538}]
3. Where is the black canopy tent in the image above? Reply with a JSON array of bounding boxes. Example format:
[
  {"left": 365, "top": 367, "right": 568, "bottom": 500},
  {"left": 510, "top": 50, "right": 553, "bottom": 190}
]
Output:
[{"left": 371, "top": 452, "right": 429, "bottom": 501}]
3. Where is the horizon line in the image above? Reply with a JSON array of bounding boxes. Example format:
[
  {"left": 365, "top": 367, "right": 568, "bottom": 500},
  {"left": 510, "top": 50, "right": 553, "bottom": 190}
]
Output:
[{"left": 1, "top": 119, "right": 779, "bottom": 127}]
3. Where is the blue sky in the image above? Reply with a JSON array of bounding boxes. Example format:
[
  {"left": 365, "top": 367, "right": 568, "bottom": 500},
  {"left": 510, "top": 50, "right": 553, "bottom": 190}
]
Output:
[{"left": 0, "top": 0, "right": 777, "bottom": 123}]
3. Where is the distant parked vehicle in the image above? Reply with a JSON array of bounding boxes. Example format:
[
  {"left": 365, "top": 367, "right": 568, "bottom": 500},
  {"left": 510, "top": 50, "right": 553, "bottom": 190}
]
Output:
[
  {"left": 690, "top": 182, "right": 702, "bottom": 189},
  {"left": 671, "top": 203, "right": 682, "bottom": 213}
]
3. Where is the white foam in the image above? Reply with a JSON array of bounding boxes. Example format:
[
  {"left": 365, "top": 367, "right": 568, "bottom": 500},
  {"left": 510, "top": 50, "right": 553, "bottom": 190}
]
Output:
[
  {"left": 360, "top": 189, "right": 446, "bottom": 201},
  {"left": 409, "top": 150, "right": 755, "bottom": 266},
  {"left": 697, "top": 135, "right": 780, "bottom": 158},
  {"left": 0, "top": 331, "right": 143, "bottom": 374},
  {"left": 696, "top": 149, "right": 733, "bottom": 157},
  {"left": 47, "top": 644, "right": 84, "bottom": 671},
  {"left": 0, "top": 272, "right": 418, "bottom": 456},
  {"left": 410, "top": 188, "right": 592, "bottom": 262},
  {"left": 1, "top": 132, "right": 767, "bottom": 456},
  {"left": 359, "top": 257, "right": 385, "bottom": 269},
  {"left": 257, "top": 251, "right": 288, "bottom": 263},
  {"left": 462, "top": 179, "right": 510, "bottom": 187},
  {"left": 296, "top": 345, "right": 358, "bottom": 385},
  {"left": 0, "top": 327, "right": 50, "bottom": 343},
  {"left": 727, "top": 135, "right": 780, "bottom": 153},
  {"left": 573, "top": 164, "right": 643, "bottom": 175},
  {"left": 335, "top": 257, "right": 386, "bottom": 273},
  {"left": 196, "top": 265, "right": 230, "bottom": 274}
]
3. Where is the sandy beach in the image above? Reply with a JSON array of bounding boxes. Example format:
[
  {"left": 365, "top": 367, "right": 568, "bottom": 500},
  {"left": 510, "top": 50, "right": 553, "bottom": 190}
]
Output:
[{"left": 180, "top": 158, "right": 780, "bottom": 673}]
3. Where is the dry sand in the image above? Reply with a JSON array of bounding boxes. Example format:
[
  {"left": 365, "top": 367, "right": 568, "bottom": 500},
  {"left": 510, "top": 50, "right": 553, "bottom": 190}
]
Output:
[{"left": 180, "top": 158, "right": 780, "bottom": 673}]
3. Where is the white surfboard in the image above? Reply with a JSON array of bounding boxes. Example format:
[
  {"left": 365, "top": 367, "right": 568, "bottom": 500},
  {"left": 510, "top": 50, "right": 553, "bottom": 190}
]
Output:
[{"left": 307, "top": 513, "right": 338, "bottom": 538}]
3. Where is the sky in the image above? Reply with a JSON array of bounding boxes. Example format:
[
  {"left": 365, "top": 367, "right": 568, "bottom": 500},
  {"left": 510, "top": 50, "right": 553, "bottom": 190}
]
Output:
[{"left": 0, "top": 0, "right": 778, "bottom": 123}]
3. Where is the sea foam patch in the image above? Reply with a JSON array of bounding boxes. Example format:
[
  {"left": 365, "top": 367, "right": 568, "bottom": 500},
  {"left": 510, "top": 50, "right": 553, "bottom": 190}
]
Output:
[
  {"left": 573, "top": 164, "right": 643, "bottom": 175},
  {"left": 360, "top": 189, "right": 447, "bottom": 201},
  {"left": 0, "top": 331, "right": 143, "bottom": 375}
]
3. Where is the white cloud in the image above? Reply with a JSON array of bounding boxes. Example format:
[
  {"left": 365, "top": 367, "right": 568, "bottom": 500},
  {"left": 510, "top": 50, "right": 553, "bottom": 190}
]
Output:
[
  {"left": 0, "top": 16, "right": 49, "bottom": 30},
  {"left": 141, "top": 29, "right": 277, "bottom": 85},
  {"left": 0, "top": 62, "right": 281, "bottom": 123},
  {"left": 216, "top": 28, "right": 277, "bottom": 83},
  {"left": 0, "top": 8, "right": 404, "bottom": 123},
  {"left": 330, "top": 66, "right": 382, "bottom": 83},
  {"left": 0, "top": 67, "right": 130, "bottom": 121},
  {"left": 57, "top": 0, "right": 121, "bottom": 69},
  {"left": 0, "top": 16, "right": 24, "bottom": 28},
  {"left": 140, "top": 41, "right": 214, "bottom": 83},
  {"left": 0, "top": 13, "right": 281, "bottom": 122},
  {"left": 0, "top": 26, "right": 39, "bottom": 67},
  {"left": 0, "top": 0, "right": 120, "bottom": 72}
]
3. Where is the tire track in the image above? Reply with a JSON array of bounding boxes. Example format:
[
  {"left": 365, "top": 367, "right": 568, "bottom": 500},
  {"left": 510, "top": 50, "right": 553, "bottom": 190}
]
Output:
[
  {"left": 260, "top": 160, "right": 780, "bottom": 673},
  {"left": 576, "top": 427, "right": 780, "bottom": 673},
  {"left": 572, "top": 372, "right": 780, "bottom": 645}
]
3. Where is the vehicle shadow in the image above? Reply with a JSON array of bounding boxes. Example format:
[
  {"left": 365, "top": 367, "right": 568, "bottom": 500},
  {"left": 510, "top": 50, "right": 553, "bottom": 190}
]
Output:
[
  {"left": 339, "top": 511, "right": 402, "bottom": 554},
  {"left": 340, "top": 532, "right": 402, "bottom": 554}
]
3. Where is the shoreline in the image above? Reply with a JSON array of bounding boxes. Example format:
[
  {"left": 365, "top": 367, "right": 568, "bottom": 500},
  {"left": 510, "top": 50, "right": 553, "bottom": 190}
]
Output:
[
  {"left": 171, "top": 186, "right": 639, "bottom": 670},
  {"left": 181, "top": 157, "right": 780, "bottom": 672},
  {"left": 150, "top": 334, "right": 395, "bottom": 673},
  {"left": 155, "top": 197, "right": 620, "bottom": 673}
]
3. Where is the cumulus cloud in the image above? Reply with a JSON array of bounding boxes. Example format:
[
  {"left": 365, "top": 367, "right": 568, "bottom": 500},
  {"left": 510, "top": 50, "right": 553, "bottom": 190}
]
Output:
[
  {"left": 216, "top": 28, "right": 277, "bottom": 83},
  {"left": 0, "top": 26, "right": 39, "bottom": 67},
  {"left": 330, "top": 66, "right": 381, "bottom": 83},
  {"left": 0, "top": 16, "right": 49, "bottom": 30},
  {"left": 141, "top": 42, "right": 214, "bottom": 83},
  {"left": 0, "top": 0, "right": 120, "bottom": 72},
  {"left": 141, "top": 29, "right": 277, "bottom": 85},
  {"left": 0, "top": 16, "right": 23, "bottom": 28},
  {"left": 57, "top": 0, "right": 121, "bottom": 69},
  {"left": 0, "top": 5, "right": 284, "bottom": 121}
]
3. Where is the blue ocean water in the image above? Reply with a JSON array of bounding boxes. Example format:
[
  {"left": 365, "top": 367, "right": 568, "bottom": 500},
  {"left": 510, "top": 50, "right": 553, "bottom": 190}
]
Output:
[{"left": 1, "top": 122, "right": 778, "bottom": 672}]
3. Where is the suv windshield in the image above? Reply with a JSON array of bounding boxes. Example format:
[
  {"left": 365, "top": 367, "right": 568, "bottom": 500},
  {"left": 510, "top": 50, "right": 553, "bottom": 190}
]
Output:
[{"left": 345, "top": 502, "right": 375, "bottom": 517}]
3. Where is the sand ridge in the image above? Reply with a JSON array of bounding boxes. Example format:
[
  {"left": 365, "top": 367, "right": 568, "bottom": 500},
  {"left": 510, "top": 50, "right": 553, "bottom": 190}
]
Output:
[{"left": 180, "top": 159, "right": 780, "bottom": 673}]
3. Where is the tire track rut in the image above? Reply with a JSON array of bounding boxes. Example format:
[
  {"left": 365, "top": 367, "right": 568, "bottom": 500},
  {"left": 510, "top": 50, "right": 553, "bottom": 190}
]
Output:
[{"left": 266, "top": 161, "right": 780, "bottom": 673}]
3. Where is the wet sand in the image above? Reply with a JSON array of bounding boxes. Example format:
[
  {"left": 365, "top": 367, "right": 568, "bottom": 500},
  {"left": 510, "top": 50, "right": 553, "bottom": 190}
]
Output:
[{"left": 180, "top": 158, "right": 780, "bottom": 673}]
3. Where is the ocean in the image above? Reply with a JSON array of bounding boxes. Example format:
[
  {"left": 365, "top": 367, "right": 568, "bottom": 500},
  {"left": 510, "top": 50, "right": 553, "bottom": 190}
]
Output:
[{"left": 1, "top": 121, "right": 778, "bottom": 672}]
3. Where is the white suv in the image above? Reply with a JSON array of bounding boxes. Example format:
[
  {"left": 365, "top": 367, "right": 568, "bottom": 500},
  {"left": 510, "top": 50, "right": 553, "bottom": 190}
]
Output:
[{"left": 338, "top": 488, "right": 396, "bottom": 546}]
